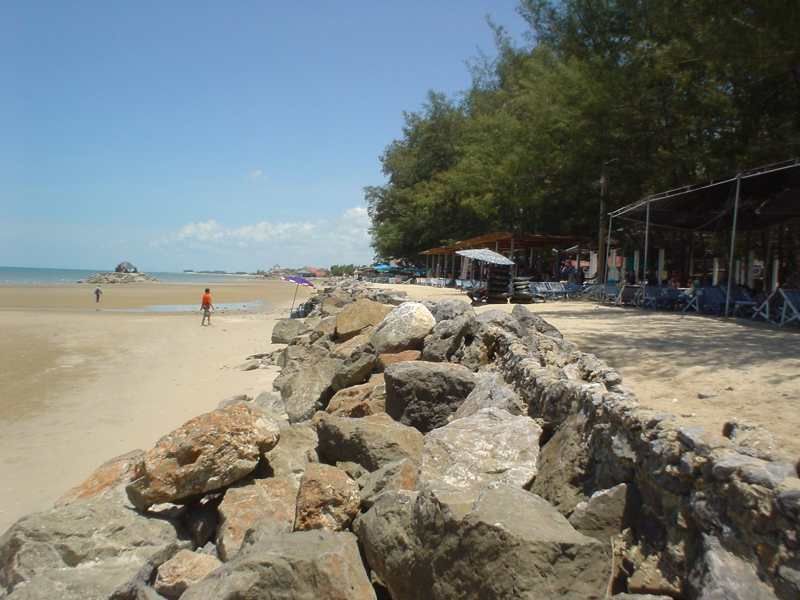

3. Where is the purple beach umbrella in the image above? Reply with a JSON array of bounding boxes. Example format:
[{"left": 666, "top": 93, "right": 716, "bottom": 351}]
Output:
[{"left": 281, "top": 275, "right": 315, "bottom": 315}]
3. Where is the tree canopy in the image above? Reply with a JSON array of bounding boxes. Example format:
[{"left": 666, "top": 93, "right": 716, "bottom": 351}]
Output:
[{"left": 366, "top": 0, "right": 800, "bottom": 259}]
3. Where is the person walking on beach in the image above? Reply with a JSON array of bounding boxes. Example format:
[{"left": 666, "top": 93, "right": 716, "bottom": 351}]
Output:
[
  {"left": 201, "top": 288, "right": 214, "bottom": 326},
  {"left": 94, "top": 286, "right": 103, "bottom": 303}
]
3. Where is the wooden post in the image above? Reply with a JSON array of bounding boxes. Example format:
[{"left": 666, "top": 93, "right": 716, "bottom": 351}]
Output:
[
  {"left": 747, "top": 250, "right": 755, "bottom": 288},
  {"left": 633, "top": 250, "right": 640, "bottom": 283},
  {"left": 772, "top": 258, "right": 780, "bottom": 291},
  {"left": 713, "top": 258, "right": 720, "bottom": 286},
  {"left": 724, "top": 175, "right": 741, "bottom": 317},
  {"left": 658, "top": 248, "right": 665, "bottom": 286}
]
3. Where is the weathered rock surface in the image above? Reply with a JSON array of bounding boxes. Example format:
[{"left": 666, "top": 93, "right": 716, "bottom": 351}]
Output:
[
  {"left": 355, "top": 485, "right": 610, "bottom": 600},
  {"left": 384, "top": 361, "right": 476, "bottom": 432},
  {"left": 422, "top": 313, "right": 478, "bottom": 363},
  {"left": 271, "top": 318, "right": 311, "bottom": 344},
  {"left": 430, "top": 298, "right": 473, "bottom": 322},
  {"left": 0, "top": 495, "right": 186, "bottom": 599},
  {"left": 335, "top": 298, "right": 393, "bottom": 340},
  {"left": 56, "top": 449, "right": 144, "bottom": 506},
  {"left": 314, "top": 412, "right": 424, "bottom": 471},
  {"left": 181, "top": 529, "right": 376, "bottom": 600},
  {"left": 452, "top": 371, "right": 524, "bottom": 419},
  {"left": 216, "top": 477, "right": 297, "bottom": 561},
  {"left": 530, "top": 413, "right": 591, "bottom": 514},
  {"left": 83, "top": 271, "right": 157, "bottom": 284},
  {"left": 690, "top": 535, "right": 779, "bottom": 600},
  {"left": 294, "top": 463, "right": 360, "bottom": 531},
  {"left": 476, "top": 308, "right": 527, "bottom": 338},
  {"left": 357, "top": 458, "right": 418, "bottom": 509},
  {"left": 512, "top": 303, "right": 563, "bottom": 339},
  {"left": 126, "top": 404, "right": 280, "bottom": 511},
  {"left": 183, "top": 495, "right": 222, "bottom": 548},
  {"left": 332, "top": 331, "right": 372, "bottom": 359},
  {"left": 377, "top": 349, "right": 421, "bottom": 370},
  {"left": 420, "top": 408, "right": 541, "bottom": 499},
  {"left": 263, "top": 421, "right": 317, "bottom": 482},
  {"left": 370, "top": 302, "right": 436, "bottom": 353},
  {"left": 327, "top": 374, "right": 385, "bottom": 417},
  {"left": 331, "top": 345, "right": 377, "bottom": 391},
  {"left": 280, "top": 356, "right": 342, "bottom": 422},
  {"left": 154, "top": 550, "right": 221, "bottom": 599},
  {"left": 569, "top": 483, "right": 629, "bottom": 542}
]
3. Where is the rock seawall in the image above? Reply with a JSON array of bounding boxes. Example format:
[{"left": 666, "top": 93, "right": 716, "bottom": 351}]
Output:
[{"left": 0, "top": 280, "right": 796, "bottom": 599}]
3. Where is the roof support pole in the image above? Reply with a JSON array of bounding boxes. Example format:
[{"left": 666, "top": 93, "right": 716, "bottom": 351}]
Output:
[
  {"left": 604, "top": 215, "right": 614, "bottom": 287},
  {"left": 724, "top": 174, "right": 741, "bottom": 317},
  {"left": 643, "top": 202, "right": 651, "bottom": 286}
]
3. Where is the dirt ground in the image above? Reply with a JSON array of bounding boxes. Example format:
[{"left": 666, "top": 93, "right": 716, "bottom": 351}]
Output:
[{"left": 380, "top": 283, "right": 800, "bottom": 461}]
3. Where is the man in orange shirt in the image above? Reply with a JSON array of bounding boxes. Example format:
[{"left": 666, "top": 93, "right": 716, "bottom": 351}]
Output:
[{"left": 200, "top": 288, "right": 214, "bottom": 326}]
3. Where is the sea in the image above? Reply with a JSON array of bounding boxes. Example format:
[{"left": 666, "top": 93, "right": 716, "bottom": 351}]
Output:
[{"left": 0, "top": 266, "right": 259, "bottom": 285}]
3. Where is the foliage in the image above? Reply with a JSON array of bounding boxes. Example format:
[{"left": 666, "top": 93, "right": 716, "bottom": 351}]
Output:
[
  {"left": 366, "top": 0, "right": 800, "bottom": 259},
  {"left": 329, "top": 264, "right": 359, "bottom": 276}
]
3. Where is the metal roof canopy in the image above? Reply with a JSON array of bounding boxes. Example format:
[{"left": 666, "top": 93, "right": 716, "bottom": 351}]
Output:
[
  {"left": 421, "top": 231, "right": 589, "bottom": 255},
  {"left": 609, "top": 159, "right": 800, "bottom": 232}
]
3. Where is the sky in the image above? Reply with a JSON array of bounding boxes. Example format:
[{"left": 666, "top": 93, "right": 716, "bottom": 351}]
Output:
[{"left": 0, "top": 1, "right": 529, "bottom": 271}]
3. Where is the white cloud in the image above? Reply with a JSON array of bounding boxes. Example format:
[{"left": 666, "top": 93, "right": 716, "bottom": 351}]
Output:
[
  {"left": 249, "top": 169, "right": 264, "bottom": 179},
  {"left": 154, "top": 206, "right": 374, "bottom": 267}
]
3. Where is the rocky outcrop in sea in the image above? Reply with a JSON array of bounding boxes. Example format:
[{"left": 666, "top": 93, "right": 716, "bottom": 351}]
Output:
[
  {"left": 81, "top": 271, "right": 159, "bottom": 284},
  {"left": 1, "top": 280, "right": 798, "bottom": 599}
]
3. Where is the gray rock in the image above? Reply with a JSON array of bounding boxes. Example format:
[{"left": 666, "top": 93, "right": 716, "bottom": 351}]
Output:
[
  {"left": 0, "top": 494, "right": 186, "bottom": 600},
  {"left": 271, "top": 318, "right": 311, "bottom": 344},
  {"left": 370, "top": 302, "right": 436, "bottom": 353},
  {"left": 357, "top": 458, "right": 419, "bottom": 509},
  {"left": 153, "top": 550, "right": 221, "bottom": 600},
  {"left": 568, "top": 483, "right": 629, "bottom": 542},
  {"left": 691, "top": 535, "right": 779, "bottom": 599},
  {"left": 181, "top": 529, "right": 376, "bottom": 600},
  {"left": 280, "top": 356, "right": 342, "bottom": 422},
  {"left": 421, "top": 313, "right": 478, "bottom": 362},
  {"left": 452, "top": 371, "right": 525, "bottom": 419},
  {"left": 430, "top": 298, "right": 473, "bottom": 322},
  {"left": 420, "top": 408, "right": 541, "bottom": 501},
  {"left": 263, "top": 421, "right": 318, "bottom": 483},
  {"left": 355, "top": 485, "right": 610, "bottom": 600},
  {"left": 384, "top": 361, "right": 476, "bottom": 433},
  {"left": 216, "top": 394, "right": 252, "bottom": 409},
  {"left": 252, "top": 391, "right": 289, "bottom": 422},
  {"left": 314, "top": 412, "right": 424, "bottom": 472},
  {"left": 476, "top": 308, "right": 527, "bottom": 338},
  {"left": 613, "top": 595, "right": 673, "bottom": 599},
  {"left": 530, "top": 413, "right": 590, "bottom": 514},
  {"left": 511, "top": 303, "right": 563, "bottom": 339},
  {"left": 331, "top": 345, "right": 377, "bottom": 391}
]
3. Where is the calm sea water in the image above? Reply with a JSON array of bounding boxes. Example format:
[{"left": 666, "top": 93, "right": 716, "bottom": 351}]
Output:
[{"left": 0, "top": 266, "right": 259, "bottom": 285}]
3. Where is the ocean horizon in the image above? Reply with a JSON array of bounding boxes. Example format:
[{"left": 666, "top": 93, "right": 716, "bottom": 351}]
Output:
[{"left": 0, "top": 265, "right": 259, "bottom": 285}]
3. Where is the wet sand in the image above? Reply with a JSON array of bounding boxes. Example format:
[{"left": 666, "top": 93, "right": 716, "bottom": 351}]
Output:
[
  {"left": 381, "top": 283, "right": 800, "bottom": 461},
  {"left": 0, "top": 280, "right": 311, "bottom": 532}
]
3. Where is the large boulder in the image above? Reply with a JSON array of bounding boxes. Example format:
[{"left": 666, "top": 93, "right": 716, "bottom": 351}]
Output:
[
  {"left": 294, "top": 464, "right": 360, "bottom": 531},
  {"left": 216, "top": 477, "right": 297, "bottom": 561},
  {"left": 452, "top": 371, "right": 525, "bottom": 419},
  {"left": 370, "top": 302, "right": 436, "bottom": 353},
  {"left": 314, "top": 412, "right": 424, "bottom": 472},
  {"left": 689, "top": 535, "right": 779, "bottom": 600},
  {"left": 271, "top": 318, "right": 311, "bottom": 344},
  {"left": 331, "top": 345, "right": 377, "bottom": 391},
  {"left": 384, "top": 361, "right": 476, "bottom": 432},
  {"left": 568, "top": 483, "right": 630, "bottom": 543},
  {"left": 420, "top": 408, "right": 541, "bottom": 500},
  {"left": 335, "top": 298, "right": 393, "bottom": 340},
  {"left": 0, "top": 495, "right": 186, "bottom": 599},
  {"left": 181, "top": 529, "right": 376, "bottom": 600},
  {"left": 154, "top": 550, "right": 221, "bottom": 599},
  {"left": 126, "top": 404, "right": 280, "bottom": 511},
  {"left": 355, "top": 485, "right": 610, "bottom": 600},
  {"left": 377, "top": 350, "right": 421, "bottom": 371},
  {"left": 326, "top": 374, "right": 385, "bottom": 418},
  {"left": 421, "top": 313, "right": 478, "bottom": 363},
  {"left": 476, "top": 308, "right": 527, "bottom": 338},
  {"left": 280, "top": 356, "right": 342, "bottom": 423},
  {"left": 263, "top": 421, "right": 318, "bottom": 483}
]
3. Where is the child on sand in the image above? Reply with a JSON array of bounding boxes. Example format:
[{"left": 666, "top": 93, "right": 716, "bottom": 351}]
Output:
[{"left": 200, "top": 288, "right": 214, "bottom": 326}]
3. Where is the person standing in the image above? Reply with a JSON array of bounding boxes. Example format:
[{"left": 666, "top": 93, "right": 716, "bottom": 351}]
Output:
[
  {"left": 94, "top": 287, "right": 103, "bottom": 303},
  {"left": 201, "top": 288, "right": 214, "bottom": 326}
]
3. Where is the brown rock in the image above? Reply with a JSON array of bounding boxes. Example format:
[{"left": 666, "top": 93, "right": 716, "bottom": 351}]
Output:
[
  {"left": 332, "top": 331, "right": 373, "bottom": 359},
  {"left": 56, "top": 449, "right": 143, "bottom": 506},
  {"left": 154, "top": 549, "right": 221, "bottom": 599},
  {"left": 357, "top": 458, "right": 419, "bottom": 509},
  {"left": 126, "top": 404, "right": 280, "bottom": 511},
  {"left": 217, "top": 477, "right": 297, "bottom": 561},
  {"left": 335, "top": 298, "right": 393, "bottom": 340},
  {"left": 377, "top": 350, "right": 421, "bottom": 371},
  {"left": 327, "top": 374, "right": 385, "bottom": 417},
  {"left": 294, "top": 463, "right": 360, "bottom": 531}
]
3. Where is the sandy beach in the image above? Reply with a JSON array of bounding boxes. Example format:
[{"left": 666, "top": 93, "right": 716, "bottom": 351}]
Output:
[
  {"left": 0, "top": 280, "right": 311, "bottom": 532},
  {"left": 378, "top": 283, "right": 800, "bottom": 461}
]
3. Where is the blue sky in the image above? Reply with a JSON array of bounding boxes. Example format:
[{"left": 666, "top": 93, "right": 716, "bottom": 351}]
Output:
[{"left": 1, "top": 2, "right": 529, "bottom": 271}]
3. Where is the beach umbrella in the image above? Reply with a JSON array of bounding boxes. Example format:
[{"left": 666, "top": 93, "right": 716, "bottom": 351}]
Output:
[
  {"left": 455, "top": 248, "right": 515, "bottom": 266},
  {"left": 281, "top": 275, "right": 315, "bottom": 315}
]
